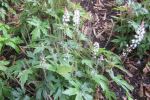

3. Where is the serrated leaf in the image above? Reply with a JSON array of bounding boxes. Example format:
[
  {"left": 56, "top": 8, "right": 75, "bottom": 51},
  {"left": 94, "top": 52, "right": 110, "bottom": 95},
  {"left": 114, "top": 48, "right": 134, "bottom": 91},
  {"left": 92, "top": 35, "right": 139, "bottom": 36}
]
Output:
[
  {"left": 56, "top": 65, "right": 73, "bottom": 76},
  {"left": 33, "top": 47, "right": 44, "bottom": 54},
  {"left": 105, "top": 90, "right": 116, "bottom": 100},
  {"left": 0, "top": 23, "right": 10, "bottom": 36},
  {"left": 41, "top": 27, "right": 48, "bottom": 36},
  {"left": 0, "top": 43, "right": 3, "bottom": 52},
  {"left": 79, "top": 33, "right": 87, "bottom": 41},
  {"left": 18, "top": 69, "right": 33, "bottom": 89},
  {"left": 46, "top": 9, "right": 59, "bottom": 19},
  {"left": 108, "top": 69, "right": 134, "bottom": 93},
  {"left": 0, "top": 61, "right": 9, "bottom": 72},
  {"left": 27, "top": 17, "right": 41, "bottom": 27},
  {"left": 63, "top": 88, "right": 78, "bottom": 96},
  {"left": 11, "top": 37, "right": 22, "bottom": 44},
  {"left": 5, "top": 41, "right": 20, "bottom": 53},
  {"left": 34, "top": 63, "right": 56, "bottom": 72},
  {"left": 83, "top": 93, "right": 93, "bottom": 100},
  {"left": 36, "top": 88, "right": 43, "bottom": 100},
  {"left": 128, "top": 21, "right": 139, "bottom": 30},
  {"left": 23, "top": 95, "right": 30, "bottom": 100},
  {"left": 75, "top": 93, "right": 83, "bottom": 100},
  {"left": 92, "top": 74, "right": 109, "bottom": 91},
  {"left": 31, "top": 28, "right": 41, "bottom": 40},
  {"left": 54, "top": 88, "right": 62, "bottom": 99},
  {"left": 65, "top": 28, "right": 73, "bottom": 38},
  {"left": 82, "top": 59, "right": 93, "bottom": 68}
]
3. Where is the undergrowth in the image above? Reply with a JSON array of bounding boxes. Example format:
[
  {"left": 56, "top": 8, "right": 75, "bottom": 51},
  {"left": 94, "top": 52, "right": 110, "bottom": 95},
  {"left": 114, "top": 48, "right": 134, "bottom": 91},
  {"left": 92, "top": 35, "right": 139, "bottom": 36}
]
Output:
[
  {"left": 0, "top": 0, "right": 134, "bottom": 100},
  {"left": 113, "top": 0, "right": 150, "bottom": 58}
]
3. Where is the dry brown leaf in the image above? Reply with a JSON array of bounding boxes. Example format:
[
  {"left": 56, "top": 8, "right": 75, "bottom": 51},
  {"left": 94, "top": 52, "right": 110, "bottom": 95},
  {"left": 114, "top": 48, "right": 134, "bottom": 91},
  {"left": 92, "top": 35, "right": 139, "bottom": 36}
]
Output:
[
  {"left": 143, "top": 65, "right": 150, "bottom": 75},
  {"left": 139, "top": 83, "right": 144, "bottom": 97},
  {"left": 144, "top": 84, "right": 150, "bottom": 92},
  {"left": 94, "top": 86, "right": 104, "bottom": 100},
  {"left": 145, "top": 91, "right": 150, "bottom": 98},
  {"left": 0, "top": 56, "right": 6, "bottom": 60},
  {"left": 122, "top": 96, "right": 127, "bottom": 100}
]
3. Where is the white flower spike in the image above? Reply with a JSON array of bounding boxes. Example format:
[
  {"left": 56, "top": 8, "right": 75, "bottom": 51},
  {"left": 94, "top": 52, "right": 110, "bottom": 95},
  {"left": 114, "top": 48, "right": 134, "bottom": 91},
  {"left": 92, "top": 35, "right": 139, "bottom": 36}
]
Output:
[
  {"left": 62, "top": 7, "right": 70, "bottom": 25},
  {"left": 73, "top": 9, "right": 80, "bottom": 27},
  {"left": 93, "top": 42, "right": 99, "bottom": 58},
  {"left": 122, "top": 21, "right": 146, "bottom": 57}
]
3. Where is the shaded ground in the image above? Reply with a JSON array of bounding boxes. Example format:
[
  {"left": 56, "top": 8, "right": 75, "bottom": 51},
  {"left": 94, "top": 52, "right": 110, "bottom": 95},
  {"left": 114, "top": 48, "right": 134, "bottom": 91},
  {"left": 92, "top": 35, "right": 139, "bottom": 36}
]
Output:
[{"left": 78, "top": 0, "right": 150, "bottom": 99}]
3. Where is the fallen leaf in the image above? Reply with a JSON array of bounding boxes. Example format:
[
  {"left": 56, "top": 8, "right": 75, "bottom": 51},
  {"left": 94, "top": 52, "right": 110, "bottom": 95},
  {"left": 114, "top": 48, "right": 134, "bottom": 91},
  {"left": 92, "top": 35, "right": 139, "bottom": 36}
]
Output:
[
  {"left": 139, "top": 83, "right": 144, "bottom": 97},
  {"left": 143, "top": 65, "right": 150, "bottom": 75}
]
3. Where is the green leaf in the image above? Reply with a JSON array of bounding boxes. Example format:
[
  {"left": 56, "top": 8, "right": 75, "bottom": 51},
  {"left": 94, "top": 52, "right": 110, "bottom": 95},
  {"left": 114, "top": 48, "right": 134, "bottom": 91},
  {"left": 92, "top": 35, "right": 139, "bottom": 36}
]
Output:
[
  {"left": 41, "top": 27, "right": 48, "bottom": 36},
  {"left": 31, "top": 28, "right": 41, "bottom": 40},
  {"left": 5, "top": 41, "right": 20, "bottom": 53},
  {"left": 18, "top": 69, "right": 33, "bottom": 89},
  {"left": 0, "top": 43, "right": 3, "bottom": 52},
  {"left": 56, "top": 65, "right": 74, "bottom": 76},
  {"left": 63, "top": 88, "right": 78, "bottom": 96},
  {"left": 0, "top": 23, "right": 10, "bottom": 36},
  {"left": 108, "top": 69, "right": 134, "bottom": 94},
  {"left": 92, "top": 74, "right": 108, "bottom": 83},
  {"left": 33, "top": 47, "right": 44, "bottom": 54},
  {"left": 0, "top": 61, "right": 9, "bottom": 72},
  {"left": 11, "top": 37, "right": 22, "bottom": 44},
  {"left": 46, "top": 9, "right": 59, "bottom": 19},
  {"left": 82, "top": 59, "right": 93, "bottom": 68},
  {"left": 54, "top": 88, "right": 62, "bottom": 99},
  {"left": 92, "top": 73, "right": 109, "bottom": 91},
  {"left": 105, "top": 90, "right": 116, "bottom": 100},
  {"left": 79, "top": 33, "right": 87, "bottom": 41},
  {"left": 27, "top": 17, "right": 41, "bottom": 27},
  {"left": 83, "top": 93, "right": 93, "bottom": 100},
  {"left": 75, "top": 93, "right": 83, "bottom": 100},
  {"left": 36, "top": 88, "right": 43, "bottom": 100},
  {"left": 23, "top": 95, "right": 30, "bottom": 100},
  {"left": 128, "top": 21, "right": 139, "bottom": 30},
  {"left": 65, "top": 28, "right": 73, "bottom": 38},
  {"left": 115, "top": 65, "right": 133, "bottom": 77},
  {"left": 34, "top": 63, "right": 56, "bottom": 72}
]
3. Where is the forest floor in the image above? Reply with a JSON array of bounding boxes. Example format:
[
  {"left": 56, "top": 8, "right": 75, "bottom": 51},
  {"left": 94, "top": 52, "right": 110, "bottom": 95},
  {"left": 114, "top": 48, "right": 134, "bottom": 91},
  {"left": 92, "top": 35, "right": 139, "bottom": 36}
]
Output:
[{"left": 77, "top": 0, "right": 150, "bottom": 99}]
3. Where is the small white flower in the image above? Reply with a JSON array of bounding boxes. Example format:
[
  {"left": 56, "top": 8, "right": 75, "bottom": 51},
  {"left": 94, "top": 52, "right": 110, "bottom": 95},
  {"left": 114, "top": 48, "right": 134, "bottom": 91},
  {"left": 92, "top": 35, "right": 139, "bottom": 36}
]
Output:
[
  {"left": 98, "top": 55, "right": 104, "bottom": 61},
  {"left": 62, "top": 7, "right": 70, "bottom": 25},
  {"left": 73, "top": 9, "right": 80, "bottom": 26},
  {"left": 131, "top": 39, "right": 135, "bottom": 44},
  {"left": 122, "top": 52, "right": 127, "bottom": 57},
  {"left": 93, "top": 42, "right": 99, "bottom": 51},
  {"left": 134, "top": 35, "right": 138, "bottom": 38},
  {"left": 122, "top": 21, "right": 146, "bottom": 57},
  {"left": 133, "top": 44, "right": 137, "bottom": 49},
  {"left": 93, "top": 42, "right": 99, "bottom": 58}
]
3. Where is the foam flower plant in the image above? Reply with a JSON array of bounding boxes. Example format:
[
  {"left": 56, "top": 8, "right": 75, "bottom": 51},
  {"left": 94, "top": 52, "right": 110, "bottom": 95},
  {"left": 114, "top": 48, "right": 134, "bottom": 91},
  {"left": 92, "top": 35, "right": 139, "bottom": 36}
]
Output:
[
  {"left": 73, "top": 9, "right": 80, "bottom": 27},
  {"left": 62, "top": 7, "right": 70, "bottom": 25},
  {"left": 122, "top": 21, "right": 146, "bottom": 57},
  {"left": 93, "top": 42, "right": 100, "bottom": 58}
]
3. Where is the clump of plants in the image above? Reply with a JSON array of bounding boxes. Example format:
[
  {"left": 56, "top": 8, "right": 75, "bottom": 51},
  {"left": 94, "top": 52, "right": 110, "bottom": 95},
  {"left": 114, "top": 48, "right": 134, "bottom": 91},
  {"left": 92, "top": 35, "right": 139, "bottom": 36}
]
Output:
[
  {"left": 112, "top": 0, "right": 150, "bottom": 58},
  {"left": 0, "top": 0, "right": 133, "bottom": 100}
]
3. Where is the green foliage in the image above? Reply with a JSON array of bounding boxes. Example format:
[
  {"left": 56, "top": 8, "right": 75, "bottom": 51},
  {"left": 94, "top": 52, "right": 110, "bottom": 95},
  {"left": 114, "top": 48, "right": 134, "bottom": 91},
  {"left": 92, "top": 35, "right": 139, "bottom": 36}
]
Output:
[
  {"left": 113, "top": 0, "right": 150, "bottom": 58},
  {"left": 27, "top": 17, "right": 49, "bottom": 41},
  {"left": 0, "top": 23, "right": 22, "bottom": 53},
  {"left": 111, "top": 35, "right": 128, "bottom": 52},
  {"left": 0, "top": 0, "right": 133, "bottom": 100}
]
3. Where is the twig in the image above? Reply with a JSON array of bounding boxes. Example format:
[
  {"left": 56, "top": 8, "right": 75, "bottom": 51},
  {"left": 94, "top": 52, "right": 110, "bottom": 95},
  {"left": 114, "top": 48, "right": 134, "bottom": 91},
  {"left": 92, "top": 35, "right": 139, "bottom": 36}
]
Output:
[{"left": 104, "top": 19, "right": 114, "bottom": 48}]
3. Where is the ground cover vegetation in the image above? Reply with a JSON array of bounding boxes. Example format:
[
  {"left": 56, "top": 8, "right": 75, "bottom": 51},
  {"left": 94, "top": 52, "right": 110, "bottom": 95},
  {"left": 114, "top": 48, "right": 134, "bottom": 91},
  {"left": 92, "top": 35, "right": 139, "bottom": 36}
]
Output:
[{"left": 0, "top": 0, "right": 149, "bottom": 100}]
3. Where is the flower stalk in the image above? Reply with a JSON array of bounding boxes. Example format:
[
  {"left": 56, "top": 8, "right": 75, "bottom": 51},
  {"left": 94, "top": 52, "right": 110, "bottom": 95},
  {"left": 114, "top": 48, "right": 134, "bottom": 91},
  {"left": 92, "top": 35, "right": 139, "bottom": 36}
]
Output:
[{"left": 122, "top": 21, "right": 146, "bottom": 57}]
